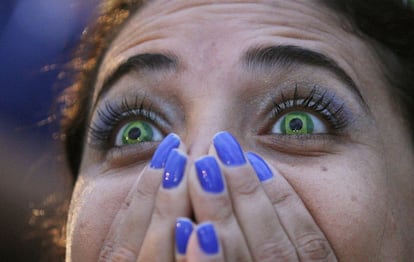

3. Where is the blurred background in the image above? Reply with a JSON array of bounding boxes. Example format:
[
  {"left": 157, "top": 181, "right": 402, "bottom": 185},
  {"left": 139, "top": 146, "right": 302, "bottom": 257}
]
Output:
[{"left": 0, "top": 0, "right": 98, "bottom": 260}]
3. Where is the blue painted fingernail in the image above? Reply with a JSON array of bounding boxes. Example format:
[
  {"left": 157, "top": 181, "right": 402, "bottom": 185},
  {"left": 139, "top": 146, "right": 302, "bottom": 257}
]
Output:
[
  {"left": 175, "top": 218, "right": 193, "bottom": 255},
  {"left": 197, "top": 222, "right": 219, "bottom": 255},
  {"left": 213, "top": 131, "right": 246, "bottom": 166},
  {"left": 246, "top": 152, "right": 274, "bottom": 182},
  {"left": 195, "top": 156, "right": 224, "bottom": 193},
  {"left": 150, "top": 133, "right": 180, "bottom": 169},
  {"left": 163, "top": 149, "right": 187, "bottom": 189}
]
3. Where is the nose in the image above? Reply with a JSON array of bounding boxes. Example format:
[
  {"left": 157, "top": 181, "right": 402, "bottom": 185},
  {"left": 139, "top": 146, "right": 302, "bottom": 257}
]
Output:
[
  {"left": 184, "top": 114, "right": 224, "bottom": 158},
  {"left": 182, "top": 98, "right": 233, "bottom": 158}
]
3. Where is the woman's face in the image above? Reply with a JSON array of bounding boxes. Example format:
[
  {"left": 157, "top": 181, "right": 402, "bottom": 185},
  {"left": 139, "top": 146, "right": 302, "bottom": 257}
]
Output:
[{"left": 67, "top": 0, "right": 414, "bottom": 260}]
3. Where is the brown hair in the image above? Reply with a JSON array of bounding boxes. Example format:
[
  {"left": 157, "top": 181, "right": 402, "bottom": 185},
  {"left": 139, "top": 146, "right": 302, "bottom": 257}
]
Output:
[{"left": 61, "top": 0, "right": 146, "bottom": 176}]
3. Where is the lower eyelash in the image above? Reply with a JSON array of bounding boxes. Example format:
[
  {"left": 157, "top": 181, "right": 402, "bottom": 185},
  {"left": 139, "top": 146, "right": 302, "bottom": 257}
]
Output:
[{"left": 272, "top": 86, "right": 349, "bottom": 130}]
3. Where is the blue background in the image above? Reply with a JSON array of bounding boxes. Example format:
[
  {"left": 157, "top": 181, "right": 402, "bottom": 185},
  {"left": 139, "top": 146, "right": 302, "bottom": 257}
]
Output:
[{"left": 0, "top": 0, "right": 98, "bottom": 260}]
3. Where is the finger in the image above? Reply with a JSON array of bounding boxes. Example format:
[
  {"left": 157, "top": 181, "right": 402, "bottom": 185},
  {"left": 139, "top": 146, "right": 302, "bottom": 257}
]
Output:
[
  {"left": 186, "top": 222, "right": 224, "bottom": 262},
  {"left": 98, "top": 133, "right": 181, "bottom": 261},
  {"left": 137, "top": 149, "right": 191, "bottom": 261},
  {"left": 211, "top": 132, "right": 299, "bottom": 261},
  {"left": 188, "top": 155, "right": 252, "bottom": 261},
  {"left": 250, "top": 152, "right": 338, "bottom": 261},
  {"left": 175, "top": 217, "right": 194, "bottom": 261}
]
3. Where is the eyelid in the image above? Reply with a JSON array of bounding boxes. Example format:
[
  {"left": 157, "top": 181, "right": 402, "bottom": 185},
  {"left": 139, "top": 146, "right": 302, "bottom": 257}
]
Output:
[
  {"left": 272, "top": 98, "right": 347, "bottom": 130},
  {"left": 242, "top": 45, "right": 368, "bottom": 110},
  {"left": 92, "top": 52, "right": 178, "bottom": 114},
  {"left": 87, "top": 96, "right": 170, "bottom": 149},
  {"left": 257, "top": 85, "right": 351, "bottom": 137}
]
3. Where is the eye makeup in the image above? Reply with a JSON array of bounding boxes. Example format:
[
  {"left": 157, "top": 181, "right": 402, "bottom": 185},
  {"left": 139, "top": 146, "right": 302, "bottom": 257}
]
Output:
[
  {"left": 254, "top": 83, "right": 356, "bottom": 155},
  {"left": 270, "top": 84, "right": 349, "bottom": 132},
  {"left": 87, "top": 95, "right": 168, "bottom": 150},
  {"left": 87, "top": 80, "right": 357, "bottom": 160}
]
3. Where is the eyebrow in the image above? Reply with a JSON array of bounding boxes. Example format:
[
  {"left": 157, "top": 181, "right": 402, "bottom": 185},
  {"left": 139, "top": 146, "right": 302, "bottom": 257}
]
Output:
[
  {"left": 95, "top": 53, "right": 177, "bottom": 106},
  {"left": 96, "top": 45, "right": 367, "bottom": 109},
  {"left": 243, "top": 45, "right": 367, "bottom": 106}
]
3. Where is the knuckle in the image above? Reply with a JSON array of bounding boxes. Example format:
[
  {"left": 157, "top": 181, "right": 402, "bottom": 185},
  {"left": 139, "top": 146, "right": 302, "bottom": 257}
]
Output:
[
  {"left": 272, "top": 191, "right": 300, "bottom": 209},
  {"left": 227, "top": 171, "right": 261, "bottom": 196},
  {"left": 134, "top": 185, "right": 154, "bottom": 202},
  {"left": 230, "top": 173, "right": 261, "bottom": 197},
  {"left": 205, "top": 194, "right": 233, "bottom": 223},
  {"left": 296, "top": 233, "right": 333, "bottom": 261},
  {"left": 98, "top": 242, "right": 115, "bottom": 261},
  {"left": 254, "top": 241, "right": 297, "bottom": 262},
  {"left": 99, "top": 243, "right": 137, "bottom": 262},
  {"left": 152, "top": 192, "right": 174, "bottom": 219},
  {"left": 214, "top": 196, "right": 233, "bottom": 223},
  {"left": 120, "top": 195, "right": 133, "bottom": 211},
  {"left": 134, "top": 175, "right": 160, "bottom": 201}
]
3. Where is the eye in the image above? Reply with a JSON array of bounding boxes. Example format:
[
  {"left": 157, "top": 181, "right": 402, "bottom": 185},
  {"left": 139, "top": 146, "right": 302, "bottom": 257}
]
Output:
[
  {"left": 271, "top": 111, "right": 328, "bottom": 135},
  {"left": 115, "top": 120, "right": 163, "bottom": 146}
]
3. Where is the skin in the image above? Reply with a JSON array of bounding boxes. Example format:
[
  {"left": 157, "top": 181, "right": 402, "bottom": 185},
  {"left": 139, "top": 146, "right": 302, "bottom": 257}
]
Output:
[{"left": 66, "top": 0, "right": 414, "bottom": 261}]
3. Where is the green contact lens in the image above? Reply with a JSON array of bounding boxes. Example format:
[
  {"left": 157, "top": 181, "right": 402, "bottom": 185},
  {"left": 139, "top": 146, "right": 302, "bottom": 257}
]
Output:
[
  {"left": 121, "top": 121, "right": 154, "bottom": 145},
  {"left": 280, "top": 112, "right": 314, "bottom": 135}
]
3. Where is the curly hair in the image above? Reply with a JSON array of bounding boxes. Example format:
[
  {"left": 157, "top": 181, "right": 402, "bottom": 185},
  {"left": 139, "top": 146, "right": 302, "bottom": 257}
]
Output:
[
  {"left": 60, "top": 0, "right": 414, "bottom": 177},
  {"left": 60, "top": 0, "right": 146, "bottom": 176}
]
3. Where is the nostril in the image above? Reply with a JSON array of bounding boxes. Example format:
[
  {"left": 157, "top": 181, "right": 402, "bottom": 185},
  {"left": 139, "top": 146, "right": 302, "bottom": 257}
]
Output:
[{"left": 189, "top": 210, "right": 196, "bottom": 223}]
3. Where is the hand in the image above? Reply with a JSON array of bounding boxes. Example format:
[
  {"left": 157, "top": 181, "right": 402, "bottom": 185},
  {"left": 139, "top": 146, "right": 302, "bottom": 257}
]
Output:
[
  {"left": 96, "top": 131, "right": 338, "bottom": 261},
  {"left": 97, "top": 134, "right": 191, "bottom": 261},
  {"left": 179, "top": 131, "right": 338, "bottom": 261}
]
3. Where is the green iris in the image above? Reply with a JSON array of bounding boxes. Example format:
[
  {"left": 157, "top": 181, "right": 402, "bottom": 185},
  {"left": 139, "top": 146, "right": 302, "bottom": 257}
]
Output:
[
  {"left": 121, "top": 121, "right": 154, "bottom": 145},
  {"left": 280, "top": 112, "right": 314, "bottom": 135}
]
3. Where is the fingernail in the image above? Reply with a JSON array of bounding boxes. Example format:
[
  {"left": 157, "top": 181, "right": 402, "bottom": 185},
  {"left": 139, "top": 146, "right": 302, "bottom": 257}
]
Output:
[
  {"left": 197, "top": 222, "right": 219, "bottom": 255},
  {"left": 163, "top": 149, "right": 187, "bottom": 189},
  {"left": 150, "top": 133, "right": 180, "bottom": 169},
  {"left": 195, "top": 156, "right": 224, "bottom": 193},
  {"left": 246, "top": 152, "right": 274, "bottom": 182},
  {"left": 175, "top": 218, "right": 193, "bottom": 255},
  {"left": 213, "top": 131, "right": 246, "bottom": 166}
]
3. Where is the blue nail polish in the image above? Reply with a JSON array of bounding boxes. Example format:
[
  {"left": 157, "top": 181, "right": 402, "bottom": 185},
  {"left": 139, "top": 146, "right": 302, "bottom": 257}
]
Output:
[
  {"left": 246, "top": 152, "right": 274, "bottom": 182},
  {"left": 197, "top": 223, "right": 219, "bottom": 255},
  {"left": 195, "top": 156, "right": 224, "bottom": 193},
  {"left": 163, "top": 150, "right": 187, "bottom": 189},
  {"left": 150, "top": 133, "right": 180, "bottom": 169},
  {"left": 213, "top": 131, "right": 246, "bottom": 166},
  {"left": 175, "top": 218, "right": 193, "bottom": 255}
]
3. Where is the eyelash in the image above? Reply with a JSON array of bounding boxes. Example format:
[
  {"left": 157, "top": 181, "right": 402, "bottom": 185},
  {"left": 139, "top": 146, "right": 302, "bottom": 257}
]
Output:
[
  {"left": 88, "top": 86, "right": 349, "bottom": 148},
  {"left": 271, "top": 86, "right": 348, "bottom": 131},
  {"left": 88, "top": 97, "right": 159, "bottom": 147}
]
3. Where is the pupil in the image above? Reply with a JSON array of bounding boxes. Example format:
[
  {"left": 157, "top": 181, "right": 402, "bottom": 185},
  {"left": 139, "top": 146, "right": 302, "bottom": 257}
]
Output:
[
  {"left": 289, "top": 118, "right": 303, "bottom": 131},
  {"left": 128, "top": 127, "right": 141, "bottom": 140}
]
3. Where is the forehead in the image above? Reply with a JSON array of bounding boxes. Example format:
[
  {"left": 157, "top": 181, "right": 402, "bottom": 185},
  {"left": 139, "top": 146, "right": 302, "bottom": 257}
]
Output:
[
  {"left": 105, "top": 0, "right": 346, "bottom": 57},
  {"left": 94, "top": 0, "right": 378, "bottom": 102}
]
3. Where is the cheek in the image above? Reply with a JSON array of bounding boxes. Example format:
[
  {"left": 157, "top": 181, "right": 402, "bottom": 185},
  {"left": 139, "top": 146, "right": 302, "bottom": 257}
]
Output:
[
  {"left": 273, "top": 150, "right": 388, "bottom": 260},
  {"left": 67, "top": 173, "right": 136, "bottom": 261}
]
